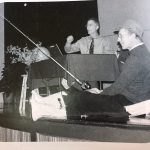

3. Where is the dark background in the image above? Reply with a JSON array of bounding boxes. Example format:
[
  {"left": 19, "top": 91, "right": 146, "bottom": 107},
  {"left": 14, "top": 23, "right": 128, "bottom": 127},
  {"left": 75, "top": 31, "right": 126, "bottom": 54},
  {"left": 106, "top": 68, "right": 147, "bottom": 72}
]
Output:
[{"left": 4, "top": 1, "right": 98, "bottom": 54}]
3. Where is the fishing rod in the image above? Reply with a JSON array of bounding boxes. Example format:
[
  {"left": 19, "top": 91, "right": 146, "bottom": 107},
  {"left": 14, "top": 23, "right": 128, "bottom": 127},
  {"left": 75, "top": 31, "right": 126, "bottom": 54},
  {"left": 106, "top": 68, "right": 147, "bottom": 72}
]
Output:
[{"left": 0, "top": 15, "right": 91, "bottom": 90}]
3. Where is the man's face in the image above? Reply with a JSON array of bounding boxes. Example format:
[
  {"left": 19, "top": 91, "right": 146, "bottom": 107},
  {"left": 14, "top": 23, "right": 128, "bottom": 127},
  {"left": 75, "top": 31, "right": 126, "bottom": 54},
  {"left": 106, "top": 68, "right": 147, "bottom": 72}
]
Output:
[
  {"left": 117, "top": 28, "right": 134, "bottom": 50},
  {"left": 86, "top": 20, "right": 99, "bottom": 35}
]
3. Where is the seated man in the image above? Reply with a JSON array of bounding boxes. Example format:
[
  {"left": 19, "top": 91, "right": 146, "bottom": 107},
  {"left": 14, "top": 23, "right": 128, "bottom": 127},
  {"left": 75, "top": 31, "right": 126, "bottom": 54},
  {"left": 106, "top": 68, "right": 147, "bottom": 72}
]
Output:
[
  {"left": 31, "top": 41, "right": 51, "bottom": 62},
  {"left": 30, "top": 20, "right": 150, "bottom": 123}
]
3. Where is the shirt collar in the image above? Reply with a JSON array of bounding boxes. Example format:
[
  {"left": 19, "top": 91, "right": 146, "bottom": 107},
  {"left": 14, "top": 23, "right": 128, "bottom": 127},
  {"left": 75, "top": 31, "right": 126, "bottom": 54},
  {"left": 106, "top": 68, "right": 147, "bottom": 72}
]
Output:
[
  {"left": 130, "top": 42, "right": 144, "bottom": 51},
  {"left": 89, "top": 35, "right": 101, "bottom": 40}
]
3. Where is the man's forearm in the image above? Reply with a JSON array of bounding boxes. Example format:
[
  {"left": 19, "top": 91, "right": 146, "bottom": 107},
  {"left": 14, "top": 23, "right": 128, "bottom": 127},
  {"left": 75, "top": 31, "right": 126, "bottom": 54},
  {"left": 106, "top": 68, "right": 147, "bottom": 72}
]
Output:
[{"left": 64, "top": 42, "right": 72, "bottom": 53}]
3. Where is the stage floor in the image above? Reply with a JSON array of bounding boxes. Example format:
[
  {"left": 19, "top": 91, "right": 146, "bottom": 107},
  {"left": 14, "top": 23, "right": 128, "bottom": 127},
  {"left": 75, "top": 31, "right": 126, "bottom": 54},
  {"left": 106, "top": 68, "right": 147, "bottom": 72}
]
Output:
[{"left": 0, "top": 103, "right": 150, "bottom": 142}]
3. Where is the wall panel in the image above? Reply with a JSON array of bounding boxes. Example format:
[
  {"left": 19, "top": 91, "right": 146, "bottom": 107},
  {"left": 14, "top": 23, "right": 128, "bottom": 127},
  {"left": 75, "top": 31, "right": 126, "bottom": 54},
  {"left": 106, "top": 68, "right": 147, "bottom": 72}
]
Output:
[{"left": 97, "top": 0, "right": 150, "bottom": 51}]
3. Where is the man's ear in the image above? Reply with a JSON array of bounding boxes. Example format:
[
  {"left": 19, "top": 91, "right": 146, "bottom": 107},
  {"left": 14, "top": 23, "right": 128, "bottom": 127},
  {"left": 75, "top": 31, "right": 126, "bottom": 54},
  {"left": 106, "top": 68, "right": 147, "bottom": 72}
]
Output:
[{"left": 96, "top": 25, "right": 99, "bottom": 30}]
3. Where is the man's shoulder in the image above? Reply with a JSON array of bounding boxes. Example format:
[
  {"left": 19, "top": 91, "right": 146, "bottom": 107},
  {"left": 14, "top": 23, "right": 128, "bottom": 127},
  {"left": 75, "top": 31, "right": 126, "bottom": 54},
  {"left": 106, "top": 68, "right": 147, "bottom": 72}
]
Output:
[
  {"left": 80, "top": 35, "right": 108, "bottom": 40},
  {"left": 129, "top": 45, "right": 150, "bottom": 66},
  {"left": 80, "top": 36, "right": 90, "bottom": 40},
  {"left": 78, "top": 36, "right": 91, "bottom": 43},
  {"left": 132, "top": 44, "right": 149, "bottom": 56},
  {"left": 98, "top": 35, "right": 109, "bottom": 39},
  {"left": 96, "top": 35, "right": 111, "bottom": 44}
]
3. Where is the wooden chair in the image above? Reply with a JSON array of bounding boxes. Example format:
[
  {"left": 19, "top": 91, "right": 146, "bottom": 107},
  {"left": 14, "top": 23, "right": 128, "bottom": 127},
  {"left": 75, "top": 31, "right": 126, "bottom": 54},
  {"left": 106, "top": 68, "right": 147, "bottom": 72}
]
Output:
[{"left": 19, "top": 74, "right": 28, "bottom": 116}]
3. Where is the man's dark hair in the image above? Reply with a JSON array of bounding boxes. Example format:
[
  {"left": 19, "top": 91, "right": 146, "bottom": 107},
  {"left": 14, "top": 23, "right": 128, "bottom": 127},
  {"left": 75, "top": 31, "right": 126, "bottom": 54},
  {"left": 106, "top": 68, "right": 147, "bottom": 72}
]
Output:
[{"left": 87, "top": 17, "right": 100, "bottom": 27}]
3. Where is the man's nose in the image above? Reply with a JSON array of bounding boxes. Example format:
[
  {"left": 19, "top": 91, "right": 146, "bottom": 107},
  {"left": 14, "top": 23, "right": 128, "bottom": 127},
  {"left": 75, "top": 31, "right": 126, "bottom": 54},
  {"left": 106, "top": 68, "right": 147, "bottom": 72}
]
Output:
[{"left": 117, "top": 37, "right": 120, "bottom": 42}]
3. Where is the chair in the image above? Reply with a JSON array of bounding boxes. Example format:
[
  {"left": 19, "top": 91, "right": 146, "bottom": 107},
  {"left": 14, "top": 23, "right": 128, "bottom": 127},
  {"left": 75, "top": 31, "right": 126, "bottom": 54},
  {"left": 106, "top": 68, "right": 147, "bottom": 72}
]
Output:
[{"left": 19, "top": 74, "right": 28, "bottom": 116}]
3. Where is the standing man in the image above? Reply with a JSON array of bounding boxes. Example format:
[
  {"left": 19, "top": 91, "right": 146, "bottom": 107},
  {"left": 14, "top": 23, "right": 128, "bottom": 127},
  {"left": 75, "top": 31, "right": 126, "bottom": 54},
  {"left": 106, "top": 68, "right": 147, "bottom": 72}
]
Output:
[
  {"left": 64, "top": 18, "right": 113, "bottom": 54},
  {"left": 64, "top": 18, "right": 113, "bottom": 89}
]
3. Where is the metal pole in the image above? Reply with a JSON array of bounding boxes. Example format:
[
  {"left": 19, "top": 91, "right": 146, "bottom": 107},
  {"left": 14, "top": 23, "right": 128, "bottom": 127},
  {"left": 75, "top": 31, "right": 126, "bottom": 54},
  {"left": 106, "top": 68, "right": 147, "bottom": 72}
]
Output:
[{"left": 0, "top": 15, "right": 83, "bottom": 85}]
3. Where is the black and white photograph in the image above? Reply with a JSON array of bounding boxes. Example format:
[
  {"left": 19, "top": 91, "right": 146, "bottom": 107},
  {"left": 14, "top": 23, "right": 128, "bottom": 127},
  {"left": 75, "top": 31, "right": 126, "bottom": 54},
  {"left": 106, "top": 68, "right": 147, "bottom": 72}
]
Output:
[{"left": 0, "top": 0, "right": 150, "bottom": 147}]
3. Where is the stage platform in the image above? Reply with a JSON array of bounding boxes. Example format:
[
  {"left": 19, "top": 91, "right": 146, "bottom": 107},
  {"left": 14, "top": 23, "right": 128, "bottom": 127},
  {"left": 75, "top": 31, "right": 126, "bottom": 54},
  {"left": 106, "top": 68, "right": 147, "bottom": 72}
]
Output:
[{"left": 0, "top": 104, "right": 150, "bottom": 142}]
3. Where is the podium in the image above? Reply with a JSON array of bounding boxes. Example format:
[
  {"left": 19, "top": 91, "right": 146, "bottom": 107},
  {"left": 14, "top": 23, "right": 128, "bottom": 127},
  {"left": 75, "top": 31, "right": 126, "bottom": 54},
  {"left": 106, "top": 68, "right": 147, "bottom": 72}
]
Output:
[{"left": 29, "top": 54, "right": 120, "bottom": 90}]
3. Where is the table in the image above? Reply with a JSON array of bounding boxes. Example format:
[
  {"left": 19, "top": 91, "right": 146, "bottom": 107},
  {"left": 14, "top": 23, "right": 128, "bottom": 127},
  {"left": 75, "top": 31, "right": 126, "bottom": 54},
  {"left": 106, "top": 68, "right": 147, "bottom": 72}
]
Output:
[
  {"left": 28, "top": 54, "right": 120, "bottom": 90},
  {"left": 0, "top": 106, "right": 150, "bottom": 142}
]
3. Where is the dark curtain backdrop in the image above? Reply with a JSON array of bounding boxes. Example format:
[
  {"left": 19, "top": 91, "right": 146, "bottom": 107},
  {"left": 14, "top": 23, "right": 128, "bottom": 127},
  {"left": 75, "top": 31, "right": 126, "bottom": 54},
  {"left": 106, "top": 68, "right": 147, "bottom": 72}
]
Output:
[{"left": 4, "top": 1, "right": 98, "bottom": 53}]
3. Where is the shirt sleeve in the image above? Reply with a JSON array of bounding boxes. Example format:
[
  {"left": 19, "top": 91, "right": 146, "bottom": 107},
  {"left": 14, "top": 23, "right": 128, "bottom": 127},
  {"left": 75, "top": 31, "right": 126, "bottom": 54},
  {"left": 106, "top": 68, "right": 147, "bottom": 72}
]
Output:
[
  {"left": 101, "top": 55, "right": 140, "bottom": 95},
  {"left": 64, "top": 39, "right": 81, "bottom": 53}
]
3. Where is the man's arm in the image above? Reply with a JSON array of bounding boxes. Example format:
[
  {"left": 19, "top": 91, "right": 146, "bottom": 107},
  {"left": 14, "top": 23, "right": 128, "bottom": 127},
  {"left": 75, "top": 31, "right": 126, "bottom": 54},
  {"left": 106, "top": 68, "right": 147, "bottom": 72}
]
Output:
[
  {"left": 101, "top": 55, "right": 140, "bottom": 95},
  {"left": 64, "top": 41, "right": 80, "bottom": 53},
  {"left": 64, "top": 35, "right": 81, "bottom": 53}
]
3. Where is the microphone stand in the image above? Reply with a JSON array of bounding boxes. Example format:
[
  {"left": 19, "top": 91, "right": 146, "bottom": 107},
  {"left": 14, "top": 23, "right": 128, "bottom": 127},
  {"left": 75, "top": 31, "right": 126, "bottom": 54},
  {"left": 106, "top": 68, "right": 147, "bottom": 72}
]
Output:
[{"left": 0, "top": 15, "right": 91, "bottom": 90}]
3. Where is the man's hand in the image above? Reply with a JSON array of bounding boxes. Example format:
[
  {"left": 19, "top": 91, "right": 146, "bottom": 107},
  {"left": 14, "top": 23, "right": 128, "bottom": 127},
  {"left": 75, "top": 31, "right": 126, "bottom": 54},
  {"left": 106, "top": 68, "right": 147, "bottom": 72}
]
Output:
[
  {"left": 66, "top": 35, "right": 74, "bottom": 43},
  {"left": 86, "top": 88, "right": 103, "bottom": 94}
]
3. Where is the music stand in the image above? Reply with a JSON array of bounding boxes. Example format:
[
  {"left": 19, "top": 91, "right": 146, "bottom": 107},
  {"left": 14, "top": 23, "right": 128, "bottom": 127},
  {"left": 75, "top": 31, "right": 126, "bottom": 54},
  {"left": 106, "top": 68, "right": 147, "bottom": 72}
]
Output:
[{"left": 49, "top": 44, "right": 63, "bottom": 57}]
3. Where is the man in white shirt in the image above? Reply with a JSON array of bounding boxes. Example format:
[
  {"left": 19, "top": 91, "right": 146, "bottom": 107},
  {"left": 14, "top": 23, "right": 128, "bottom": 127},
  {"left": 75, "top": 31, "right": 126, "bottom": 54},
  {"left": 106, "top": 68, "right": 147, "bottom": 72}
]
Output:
[{"left": 64, "top": 18, "right": 113, "bottom": 54}]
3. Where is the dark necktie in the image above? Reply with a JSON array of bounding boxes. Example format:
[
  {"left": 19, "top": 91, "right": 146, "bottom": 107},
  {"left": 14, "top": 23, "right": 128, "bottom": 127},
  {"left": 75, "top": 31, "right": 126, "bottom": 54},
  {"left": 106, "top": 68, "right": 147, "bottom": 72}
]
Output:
[{"left": 89, "top": 38, "right": 94, "bottom": 54}]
